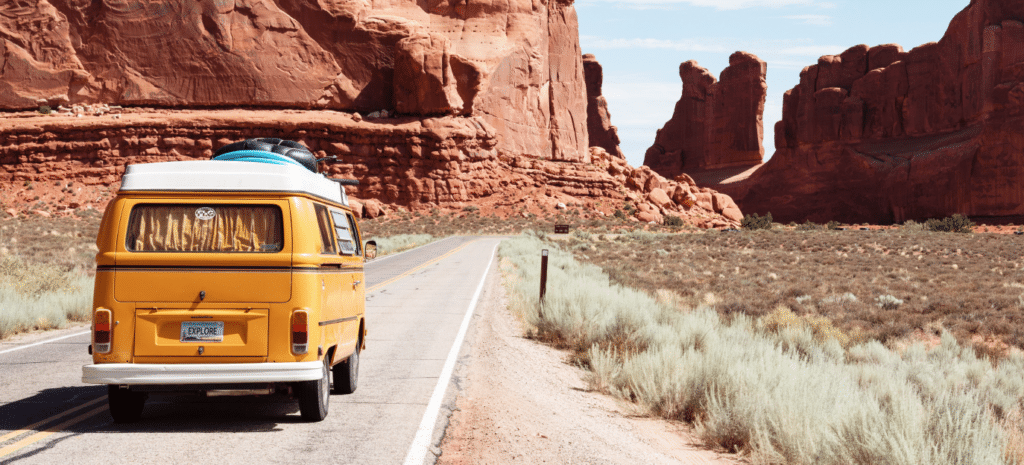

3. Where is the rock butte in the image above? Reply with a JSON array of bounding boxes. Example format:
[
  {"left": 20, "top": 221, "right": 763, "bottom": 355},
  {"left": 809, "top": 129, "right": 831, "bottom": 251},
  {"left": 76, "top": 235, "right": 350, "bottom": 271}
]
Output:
[
  {"left": 0, "top": 1, "right": 739, "bottom": 228},
  {"left": 646, "top": 0, "right": 1024, "bottom": 224},
  {"left": 583, "top": 54, "right": 625, "bottom": 160},
  {"left": 644, "top": 52, "right": 766, "bottom": 183}
]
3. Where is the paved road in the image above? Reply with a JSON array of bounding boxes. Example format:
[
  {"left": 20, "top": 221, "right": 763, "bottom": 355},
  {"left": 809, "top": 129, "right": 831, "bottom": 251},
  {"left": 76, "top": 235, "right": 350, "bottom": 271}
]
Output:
[{"left": 0, "top": 236, "right": 502, "bottom": 465}]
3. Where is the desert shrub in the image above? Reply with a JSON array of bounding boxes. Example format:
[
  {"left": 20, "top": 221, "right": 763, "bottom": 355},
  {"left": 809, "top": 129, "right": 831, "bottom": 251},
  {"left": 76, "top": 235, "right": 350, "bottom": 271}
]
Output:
[
  {"left": 571, "top": 229, "right": 591, "bottom": 241},
  {"left": 902, "top": 220, "right": 926, "bottom": 232},
  {"left": 612, "top": 209, "right": 626, "bottom": 220},
  {"left": 0, "top": 256, "right": 92, "bottom": 339},
  {"left": 741, "top": 212, "right": 773, "bottom": 230},
  {"left": 826, "top": 220, "right": 841, "bottom": 230},
  {"left": 462, "top": 205, "right": 479, "bottom": 213},
  {"left": 926, "top": 214, "right": 975, "bottom": 233},
  {"left": 367, "top": 233, "right": 435, "bottom": 256},
  {"left": 794, "top": 220, "right": 819, "bottom": 230},
  {"left": 876, "top": 294, "right": 904, "bottom": 310},
  {"left": 501, "top": 236, "right": 1023, "bottom": 464},
  {"left": 37, "top": 105, "right": 51, "bottom": 115},
  {"left": 664, "top": 215, "right": 684, "bottom": 227}
]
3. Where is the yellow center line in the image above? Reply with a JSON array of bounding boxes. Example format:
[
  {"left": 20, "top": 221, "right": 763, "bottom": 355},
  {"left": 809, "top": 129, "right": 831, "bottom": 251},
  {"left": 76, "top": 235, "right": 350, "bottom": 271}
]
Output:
[
  {"left": 367, "top": 240, "right": 477, "bottom": 293},
  {"left": 0, "top": 404, "right": 108, "bottom": 459},
  {"left": 0, "top": 396, "right": 107, "bottom": 445}
]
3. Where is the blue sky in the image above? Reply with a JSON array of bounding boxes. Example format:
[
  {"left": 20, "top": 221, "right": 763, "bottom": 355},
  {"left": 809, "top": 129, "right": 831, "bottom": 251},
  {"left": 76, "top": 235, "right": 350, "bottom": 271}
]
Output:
[{"left": 576, "top": 0, "right": 971, "bottom": 167}]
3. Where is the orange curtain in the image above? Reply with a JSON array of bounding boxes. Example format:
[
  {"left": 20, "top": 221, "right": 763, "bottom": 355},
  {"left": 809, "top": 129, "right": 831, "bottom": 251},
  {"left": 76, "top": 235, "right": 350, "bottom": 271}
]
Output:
[{"left": 127, "top": 205, "right": 283, "bottom": 253}]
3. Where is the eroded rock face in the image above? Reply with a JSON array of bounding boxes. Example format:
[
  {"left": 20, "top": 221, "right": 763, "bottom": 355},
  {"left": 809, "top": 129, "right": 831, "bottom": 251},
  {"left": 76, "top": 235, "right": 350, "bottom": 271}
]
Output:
[
  {"left": 644, "top": 52, "right": 766, "bottom": 179},
  {"left": 0, "top": 110, "right": 740, "bottom": 228},
  {"left": 0, "top": 0, "right": 589, "bottom": 162},
  {"left": 721, "top": 0, "right": 1024, "bottom": 224},
  {"left": 582, "top": 54, "right": 624, "bottom": 159}
]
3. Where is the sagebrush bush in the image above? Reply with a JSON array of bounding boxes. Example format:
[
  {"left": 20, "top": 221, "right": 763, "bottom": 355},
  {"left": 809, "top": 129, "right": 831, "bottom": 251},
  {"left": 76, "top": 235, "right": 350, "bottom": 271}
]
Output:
[
  {"left": 664, "top": 215, "right": 684, "bottom": 227},
  {"left": 926, "top": 214, "right": 975, "bottom": 233},
  {"left": 500, "top": 235, "right": 1024, "bottom": 464},
  {"left": 741, "top": 212, "right": 773, "bottom": 230}
]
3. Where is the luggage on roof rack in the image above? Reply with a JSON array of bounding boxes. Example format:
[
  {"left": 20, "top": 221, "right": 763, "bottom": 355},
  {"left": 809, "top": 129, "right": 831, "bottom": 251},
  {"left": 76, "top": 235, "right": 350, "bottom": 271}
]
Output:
[{"left": 213, "top": 138, "right": 319, "bottom": 173}]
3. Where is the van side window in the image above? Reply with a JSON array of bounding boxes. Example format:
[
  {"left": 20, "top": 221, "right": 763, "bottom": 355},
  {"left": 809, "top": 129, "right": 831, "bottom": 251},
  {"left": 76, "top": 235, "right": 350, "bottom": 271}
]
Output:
[
  {"left": 314, "top": 205, "right": 338, "bottom": 254},
  {"left": 330, "top": 211, "right": 357, "bottom": 255},
  {"left": 347, "top": 213, "right": 362, "bottom": 256}
]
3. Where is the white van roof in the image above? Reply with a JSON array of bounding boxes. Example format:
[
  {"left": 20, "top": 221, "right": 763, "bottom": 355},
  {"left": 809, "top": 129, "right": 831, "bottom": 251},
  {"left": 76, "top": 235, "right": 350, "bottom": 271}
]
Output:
[{"left": 118, "top": 160, "right": 349, "bottom": 206}]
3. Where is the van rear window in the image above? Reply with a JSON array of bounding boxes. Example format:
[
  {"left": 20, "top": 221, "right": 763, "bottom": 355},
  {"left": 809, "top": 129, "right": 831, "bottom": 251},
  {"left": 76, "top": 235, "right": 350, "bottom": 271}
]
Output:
[{"left": 126, "top": 204, "right": 284, "bottom": 253}]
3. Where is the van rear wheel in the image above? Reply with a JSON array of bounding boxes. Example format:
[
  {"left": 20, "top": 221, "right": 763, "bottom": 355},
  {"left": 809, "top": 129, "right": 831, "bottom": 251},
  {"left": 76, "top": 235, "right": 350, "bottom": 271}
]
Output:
[
  {"left": 333, "top": 342, "right": 359, "bottom": 395},
  {"left": 298, "top": 357, "right": 330, "bottom": 422},
  {"left": 108, "top": 385, "right": 146, "bottom": 423}
]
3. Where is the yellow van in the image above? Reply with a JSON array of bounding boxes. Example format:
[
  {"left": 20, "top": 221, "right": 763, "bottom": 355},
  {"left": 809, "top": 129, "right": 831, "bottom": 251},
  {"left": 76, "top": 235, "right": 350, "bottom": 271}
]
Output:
[{"left": 82, "top": 139, "right": 371, "bottom": 422}]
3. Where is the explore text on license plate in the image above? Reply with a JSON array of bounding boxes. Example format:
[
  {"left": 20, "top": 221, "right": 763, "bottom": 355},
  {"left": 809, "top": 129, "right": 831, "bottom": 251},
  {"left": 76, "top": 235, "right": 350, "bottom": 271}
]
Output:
[{"left": 180, "top": 321, "right": 224, "bottom": 342}]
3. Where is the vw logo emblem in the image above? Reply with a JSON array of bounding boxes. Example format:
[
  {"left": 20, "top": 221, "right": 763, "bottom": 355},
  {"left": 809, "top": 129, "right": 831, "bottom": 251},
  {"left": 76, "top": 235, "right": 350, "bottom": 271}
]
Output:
[{"left": 195, "top": 207, "right": 216, "bottom": 220}]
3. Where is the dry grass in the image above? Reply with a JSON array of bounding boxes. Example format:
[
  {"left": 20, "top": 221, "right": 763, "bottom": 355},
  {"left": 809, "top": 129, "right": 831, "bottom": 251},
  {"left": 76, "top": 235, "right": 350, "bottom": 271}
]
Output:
[
  {"left": 569, "top": 228, "right": 1024, "bottom": 357},
  {"left": 500, "top": 234, "right": 1024, "bottom": 464},
  {"left": 0, "top": 212, "right": 102, "bottom": 339}
]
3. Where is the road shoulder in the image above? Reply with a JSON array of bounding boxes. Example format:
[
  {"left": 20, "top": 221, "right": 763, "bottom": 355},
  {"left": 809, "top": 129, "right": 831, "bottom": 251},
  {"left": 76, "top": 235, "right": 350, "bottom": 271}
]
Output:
[{"left": 436, "top": 257, "right": 745, "bottom": 464}]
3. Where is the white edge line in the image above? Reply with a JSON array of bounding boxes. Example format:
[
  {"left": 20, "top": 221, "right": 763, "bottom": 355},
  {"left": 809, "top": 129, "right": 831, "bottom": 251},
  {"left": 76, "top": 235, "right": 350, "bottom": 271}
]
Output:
[
  {"left": 402, "top": 240, "right": 500, "bottom": 465},
  {"left": 0, "top": 330, "right": 90, "bottom": 356}
]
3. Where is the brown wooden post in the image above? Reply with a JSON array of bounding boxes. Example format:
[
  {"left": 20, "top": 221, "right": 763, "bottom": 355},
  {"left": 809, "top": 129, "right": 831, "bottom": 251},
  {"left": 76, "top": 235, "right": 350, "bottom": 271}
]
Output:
[{"left": 539, "top": 249, "right": 549, "bottom": 317}]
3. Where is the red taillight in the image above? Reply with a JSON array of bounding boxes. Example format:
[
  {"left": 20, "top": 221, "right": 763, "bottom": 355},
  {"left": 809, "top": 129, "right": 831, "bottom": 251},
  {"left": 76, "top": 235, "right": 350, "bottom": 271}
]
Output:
[
  {"left": 93, "top": 309, "right": 112, "bottom": 353},
  {"left": 292, "top": 310, "right": 308, "bottom": 354}
]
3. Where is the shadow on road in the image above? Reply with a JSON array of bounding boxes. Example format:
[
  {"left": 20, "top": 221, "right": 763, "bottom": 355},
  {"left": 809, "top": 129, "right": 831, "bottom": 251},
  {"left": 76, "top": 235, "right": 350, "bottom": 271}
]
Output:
[{"left": 0, "top": 385, "right": 105, "bottom": 431}]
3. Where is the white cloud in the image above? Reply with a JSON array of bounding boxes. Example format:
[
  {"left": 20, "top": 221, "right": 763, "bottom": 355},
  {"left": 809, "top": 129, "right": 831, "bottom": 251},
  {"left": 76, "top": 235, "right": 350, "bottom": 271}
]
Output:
[{"left": 785, "top": 14, "right": 832, "bottom": 26}]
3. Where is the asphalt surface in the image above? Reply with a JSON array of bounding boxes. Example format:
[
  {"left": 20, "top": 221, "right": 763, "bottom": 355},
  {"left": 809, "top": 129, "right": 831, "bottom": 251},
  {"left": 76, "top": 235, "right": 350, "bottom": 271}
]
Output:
[{"left": 0, "top": 236, "right": 502, "bottom": 465}]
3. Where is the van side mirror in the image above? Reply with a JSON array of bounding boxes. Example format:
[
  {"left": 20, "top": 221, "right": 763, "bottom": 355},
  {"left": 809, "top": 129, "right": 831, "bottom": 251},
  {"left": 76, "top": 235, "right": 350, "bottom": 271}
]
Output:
[{"left": 364, "top": 241, "right": 377, "bottom": 260}]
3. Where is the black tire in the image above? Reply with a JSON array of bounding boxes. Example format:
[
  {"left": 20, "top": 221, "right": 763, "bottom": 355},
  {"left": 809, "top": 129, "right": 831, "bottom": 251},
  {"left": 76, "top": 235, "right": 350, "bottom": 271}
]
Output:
[
  {"left": 298, "top": 357, "right": 330, "bottom": 422},
  {"left": 256, "top": 137, "right": 282, "bottom": 145},
  {"left": 108, "top": 385, "right": 146, "bottom": 423},
  {"left": 333, "top": 341, "right": 359, "bottom": 395},
  {"left": 281, "top": 148, "right": 318, "bottom": 173}
]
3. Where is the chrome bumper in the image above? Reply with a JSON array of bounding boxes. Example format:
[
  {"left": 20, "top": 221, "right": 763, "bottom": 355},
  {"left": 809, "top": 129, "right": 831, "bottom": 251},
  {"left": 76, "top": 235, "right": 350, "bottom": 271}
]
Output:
[{"left": 82, "top": 361, "right": 323, "bottom": 385}]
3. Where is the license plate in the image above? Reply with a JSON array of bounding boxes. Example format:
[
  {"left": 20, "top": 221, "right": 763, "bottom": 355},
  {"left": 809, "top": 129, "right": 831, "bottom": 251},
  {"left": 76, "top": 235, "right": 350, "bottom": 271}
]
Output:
[{"left": 180, "top": 321, "right": 224, "bottom": 343}]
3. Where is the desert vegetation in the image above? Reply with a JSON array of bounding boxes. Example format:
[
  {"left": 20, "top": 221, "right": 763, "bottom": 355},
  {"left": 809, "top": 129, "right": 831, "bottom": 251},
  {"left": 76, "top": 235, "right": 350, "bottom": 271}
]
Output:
[
  {"left": 367, "top": 233, "right": 436, "bottom": 256},
  {"left": 565, "top": 226, "right": 1024, "bottom": 357},
  {"left": 500, "top": 233, "right": 1024, "bottom": 464},
  {"left": 0, "top": 213, "right": 99, "bottom": 339}
]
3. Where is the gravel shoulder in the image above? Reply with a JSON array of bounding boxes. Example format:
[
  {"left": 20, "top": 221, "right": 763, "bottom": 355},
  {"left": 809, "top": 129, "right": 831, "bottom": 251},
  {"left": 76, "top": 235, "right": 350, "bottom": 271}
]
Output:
[{"left": 436, "top": 258, "right": 744, "bottom": 464}]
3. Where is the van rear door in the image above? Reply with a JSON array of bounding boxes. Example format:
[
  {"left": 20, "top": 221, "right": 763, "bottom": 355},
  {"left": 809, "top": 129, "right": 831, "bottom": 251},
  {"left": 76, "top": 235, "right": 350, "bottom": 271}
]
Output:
[{"left": 111, "top": 201, "right": 291, "bottom": 359}]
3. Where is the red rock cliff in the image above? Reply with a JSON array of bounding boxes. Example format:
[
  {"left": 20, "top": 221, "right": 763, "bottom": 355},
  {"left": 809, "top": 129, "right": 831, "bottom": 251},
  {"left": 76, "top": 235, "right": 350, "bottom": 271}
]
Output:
[
  {"left": 0, "top": 0, "right": 588, "bottom": 162},
  {"left": 582, "top": 54, "right": 624, "bottom": 159},
  {"left": 643, "top": 52, "right": 766, "bottom": 179},
  {"left": 719, "top": 0, "right": 1024, "bottom": 223}
]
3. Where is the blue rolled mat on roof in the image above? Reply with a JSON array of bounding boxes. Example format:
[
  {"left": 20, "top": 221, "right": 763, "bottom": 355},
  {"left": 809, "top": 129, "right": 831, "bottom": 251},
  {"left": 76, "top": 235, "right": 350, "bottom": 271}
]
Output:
[{"left": 212, "top": 150, "right": 305, "bottom": 168}]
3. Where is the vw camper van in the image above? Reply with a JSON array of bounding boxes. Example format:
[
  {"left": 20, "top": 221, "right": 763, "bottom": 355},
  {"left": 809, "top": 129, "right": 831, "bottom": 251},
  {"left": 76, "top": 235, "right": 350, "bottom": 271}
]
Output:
[{"left": 82, "top": 139, "right": 370, "bottom": 422}]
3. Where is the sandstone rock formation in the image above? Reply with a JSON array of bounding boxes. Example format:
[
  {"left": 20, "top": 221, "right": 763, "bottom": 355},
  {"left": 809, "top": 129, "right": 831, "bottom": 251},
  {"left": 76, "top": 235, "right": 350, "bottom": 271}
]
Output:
[
  {"left": 717, "top": 0, "right": 1024, "bottom": 224},
  {"left": 0, "top": 1, "right": 743, "bottom": 228},
  {"left": 582, "top": 54, "right": 624, "bottom": 159},
  {"left": 0, "top": 0, "right": 588, "bottom": 162},
  {"left": 644, "top": 52, "right": 766, "bottom": 180},
  {"left": 0, "top": 110, "right": 740, "bottom": 228}
]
